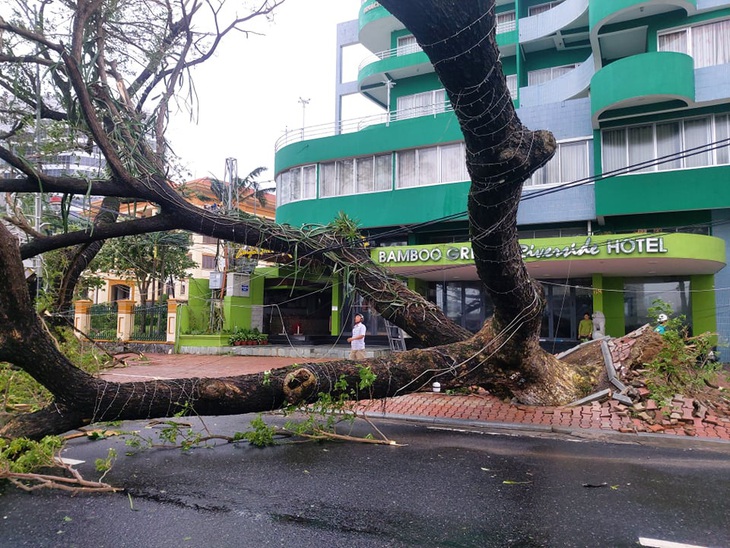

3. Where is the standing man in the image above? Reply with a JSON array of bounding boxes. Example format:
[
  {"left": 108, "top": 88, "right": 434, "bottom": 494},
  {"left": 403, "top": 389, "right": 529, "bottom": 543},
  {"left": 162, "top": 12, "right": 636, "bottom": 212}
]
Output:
[
  {"left": 578, "top": 313, "right": 592, "bottom": 342},
  {"left": 347, "top": 313, "right": 366, "bottom": 360}
]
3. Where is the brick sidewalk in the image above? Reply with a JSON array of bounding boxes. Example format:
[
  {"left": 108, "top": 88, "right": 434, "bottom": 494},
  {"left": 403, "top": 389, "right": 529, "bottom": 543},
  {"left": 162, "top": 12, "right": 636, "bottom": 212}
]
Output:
[{"left": 101, "top": 353, "right": 730, "bottom": 442}]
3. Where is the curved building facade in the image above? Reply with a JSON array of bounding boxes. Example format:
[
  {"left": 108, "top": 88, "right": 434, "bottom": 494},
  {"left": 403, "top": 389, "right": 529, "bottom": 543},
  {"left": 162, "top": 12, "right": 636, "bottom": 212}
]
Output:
[{"left": 273, "top": 0, "right": 730, "bottom": 350}]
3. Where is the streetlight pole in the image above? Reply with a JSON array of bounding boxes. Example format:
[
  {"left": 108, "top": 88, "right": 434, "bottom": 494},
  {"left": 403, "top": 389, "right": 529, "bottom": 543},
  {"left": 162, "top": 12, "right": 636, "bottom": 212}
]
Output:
[{"left": 298, "top": 97, "right": 310, "bottom": 139}]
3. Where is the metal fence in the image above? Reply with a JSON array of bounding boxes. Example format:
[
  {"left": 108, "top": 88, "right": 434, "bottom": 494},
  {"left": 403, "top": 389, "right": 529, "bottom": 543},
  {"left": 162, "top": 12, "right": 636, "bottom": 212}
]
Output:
[
  {"left": 89, "top": 302, "right": 117, "bottom": 340},
  {"left": 131, "top": 303, "right": 167, "bottom": 341}
]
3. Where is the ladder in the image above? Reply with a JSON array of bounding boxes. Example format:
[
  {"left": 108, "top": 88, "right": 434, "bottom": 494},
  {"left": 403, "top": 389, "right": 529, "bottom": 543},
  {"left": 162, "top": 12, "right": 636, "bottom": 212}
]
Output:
[{"left": 385, "top": 320, "right": 407, "bottom": 352}]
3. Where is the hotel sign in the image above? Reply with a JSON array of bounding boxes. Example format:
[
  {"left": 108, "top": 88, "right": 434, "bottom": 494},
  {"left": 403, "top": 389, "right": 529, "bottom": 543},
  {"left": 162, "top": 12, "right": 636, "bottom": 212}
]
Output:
[
  {"left": 376, "top": 236, "right": 668, "bottom": 265},
  {"left": 521, "top": 236, "right": 667, "bottom": 260}
]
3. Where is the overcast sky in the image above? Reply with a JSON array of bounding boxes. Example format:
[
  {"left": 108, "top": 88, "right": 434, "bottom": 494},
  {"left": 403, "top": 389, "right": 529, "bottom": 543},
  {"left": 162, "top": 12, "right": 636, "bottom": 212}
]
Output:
[{"left": 167, "top": 0, "right": 380, "bottom": 186}]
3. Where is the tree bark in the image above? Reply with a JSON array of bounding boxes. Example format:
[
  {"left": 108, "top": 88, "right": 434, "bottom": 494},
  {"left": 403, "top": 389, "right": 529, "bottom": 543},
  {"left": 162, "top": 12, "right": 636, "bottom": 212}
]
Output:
[{"left": 377, "top": 0, "right": 578, "bottom": 401}]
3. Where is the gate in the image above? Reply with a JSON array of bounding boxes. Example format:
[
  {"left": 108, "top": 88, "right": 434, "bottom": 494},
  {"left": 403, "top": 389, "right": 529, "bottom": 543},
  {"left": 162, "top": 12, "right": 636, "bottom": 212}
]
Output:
[
  {"left": 131, "top": 303, "right": 167, "bottom": 341},
  {"left": 89, "top": 302, "right": 117, "bottom": 340}
]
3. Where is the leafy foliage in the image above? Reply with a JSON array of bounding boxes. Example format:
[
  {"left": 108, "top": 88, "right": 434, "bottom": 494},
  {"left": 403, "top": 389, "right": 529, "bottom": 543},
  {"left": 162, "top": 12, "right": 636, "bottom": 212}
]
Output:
[
  {"left": 645, "top": 300, "right": 721, "bottom": 405},
  {"left": 0, "top": 436, "right": 62, "bottom": 474}
]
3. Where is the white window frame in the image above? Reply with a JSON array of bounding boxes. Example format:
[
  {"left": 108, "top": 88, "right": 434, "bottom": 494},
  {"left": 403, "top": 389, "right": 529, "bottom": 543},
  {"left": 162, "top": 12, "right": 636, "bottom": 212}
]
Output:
[
  {"left": 505, "top": 74, "right": 517, "bottom": 99},
  {"left": 396, "top": 142, "right": 468, "bottom": 189},
  {"left": 526, "top": 137, "right": 593, "bottom": 187},
  {"left": 496, "top": 11, "right": 516, "bottom": 34},
  {"left": 277, "top": 164, "right": 316, "bottom": 205},
  {"left": 527, "top": 64, "right": 577, "bottom": 86},
  {"left": 658, "top": 19, "right": 730, "bottom": 69},
  {"left": 601, "top": 114, "right": 729, "bottom": 175},
  {"left": 528, "top": 1, "right": 563, "bottom": 16},
  {"left": 319, "top": 154, "right": 393, "bottom": 198},
  {"left": 396, "top": 35, "right": 422, "bottom": 56},
  {"left": 395, "top": 89, "right": 447, "bottom": 121}
]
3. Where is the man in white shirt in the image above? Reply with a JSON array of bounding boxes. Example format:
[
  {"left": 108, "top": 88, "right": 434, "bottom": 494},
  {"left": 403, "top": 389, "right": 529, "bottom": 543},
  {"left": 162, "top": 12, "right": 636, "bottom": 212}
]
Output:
[{"left": 347, "top": 313, "right": 366, "bottom": 360}]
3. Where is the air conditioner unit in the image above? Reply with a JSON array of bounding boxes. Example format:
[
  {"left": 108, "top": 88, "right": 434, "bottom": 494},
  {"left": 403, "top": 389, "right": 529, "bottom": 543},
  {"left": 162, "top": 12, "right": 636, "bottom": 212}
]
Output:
[{"left": 226, "top": 273, "right": 250, "bottom": 297}]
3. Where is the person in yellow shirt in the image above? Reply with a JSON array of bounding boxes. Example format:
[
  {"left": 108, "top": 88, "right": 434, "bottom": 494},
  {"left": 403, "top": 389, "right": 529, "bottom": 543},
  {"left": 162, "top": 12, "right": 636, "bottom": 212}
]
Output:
[{"left": 578, "top": 313, "right": 592, "bottom": 342}]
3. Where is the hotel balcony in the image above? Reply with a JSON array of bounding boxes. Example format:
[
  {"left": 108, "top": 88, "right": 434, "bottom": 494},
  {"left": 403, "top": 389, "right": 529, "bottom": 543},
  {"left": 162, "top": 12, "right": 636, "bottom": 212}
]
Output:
[
  {"left": 590, "top": 51, "right": 695, "bottom": 127},
  {"left": 519, "top": 0, "right": 589, "bottom": 54},
  {"left": 519, "top": 54, "right": 595, "bottom": 108}
]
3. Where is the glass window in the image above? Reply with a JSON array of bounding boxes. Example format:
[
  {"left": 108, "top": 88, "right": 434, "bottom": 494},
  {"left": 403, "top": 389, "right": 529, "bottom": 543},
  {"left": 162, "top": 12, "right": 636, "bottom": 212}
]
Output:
[
  {"left": 717, "top": 115, "right": 729, "bottom": 165},
  {"left": 397, "top": 149, "right": 417, "bottom": 188},
  {"left": 339, "top": 158, "right": 354, "bottom": 195},
  {"left": 278, "top": 171, "right": 290, "bottom": 205},
  {"left": 628, "top": 125, "right": 654, "bottom": 173},
  {"left": 560, "top": 141, "right": 588, "bottom": 182},
  {"left": 683, "top": 117, "right": 711, "bottom": 168},
  {"left": 356, "top": 156, "right": 374, "bottom": 193},
  {"left": 601, "top": 114, "right": 728, "bottom": 173},
  {"left": 656, "top": 122, "right": 682, "bottom": 170},
  {"left": 418, "top": 147, "right": 438, "bottom": 186},
  {"left": 302, "top": 165, "right": 316, "bottom": 199},
  {"left": 202, "top": 254, "right": 216, "bottom": 270},
  {"left": 374, "top": 154, "right": 392, "bottom": 191},
  {"left": 624, "top": 278, "right": 692, "bottom": 334},
  {"left": 658, "top": 30, "right": 688, "bottom": 55},
  {"left": 397, "top": 35, "right": 421, "bottom": 56},
  {"left": 320, "top": 162, "right": 337, "bottom": 197},
  {"left": 527, "top": 138, "right": 592, "bottom": 186},
  {"left": 396, "top": 89, "right": 446, "bottom": 120},
  {"left": 289, "top": 167, "right": 301, "bottom": 201},
  {"left": 496, "top": 11, "right": 516, "bottom": 34},
  {"left": 601, "top": 129, "right": 626, "bottom": 174},
  {"left": 658, "top": 20, "right": 730, "bottom": 68},
  {"left": 505, "top": 74, "right": 517, "bottom": 99},
  {"left": 527, "top": 64, "right": 576, "bottom": 86},
  {"left": 528, "top": 2, "right": 562, "bottom": 16},
  {"left": 441, "top": 143, "right": 466, "bottom": 183}
]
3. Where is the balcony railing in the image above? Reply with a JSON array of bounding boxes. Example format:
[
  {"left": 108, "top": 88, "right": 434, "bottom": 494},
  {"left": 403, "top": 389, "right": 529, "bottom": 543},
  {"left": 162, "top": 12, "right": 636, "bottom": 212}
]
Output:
[
  {"left": 497, "top": 19, "right": 517, "bottom": 34},
  {"left": 275, "top": 102, "right": 455, "bottom": 152},
  {"left": 358, "top": 44, "right": 424, "bottom": 73}
]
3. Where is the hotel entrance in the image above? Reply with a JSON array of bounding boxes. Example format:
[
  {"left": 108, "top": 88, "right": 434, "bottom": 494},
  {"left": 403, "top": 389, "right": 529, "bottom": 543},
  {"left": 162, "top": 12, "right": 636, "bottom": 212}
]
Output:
[{"left": 539, "top": 279, "right": 593, "bottom": 346}]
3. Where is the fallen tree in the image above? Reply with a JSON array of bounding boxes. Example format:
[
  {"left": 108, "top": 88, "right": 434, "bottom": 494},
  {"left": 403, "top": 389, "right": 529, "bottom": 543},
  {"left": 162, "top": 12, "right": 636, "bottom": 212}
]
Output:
[{"left": 1, "top": 0, "right": 590, "bottom": 440}]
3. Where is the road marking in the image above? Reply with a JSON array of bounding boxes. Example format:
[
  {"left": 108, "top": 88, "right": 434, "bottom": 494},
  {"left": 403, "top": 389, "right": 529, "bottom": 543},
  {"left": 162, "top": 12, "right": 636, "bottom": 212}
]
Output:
[{"left": 639, "top": 538, "right": 707, "bottom": 548}]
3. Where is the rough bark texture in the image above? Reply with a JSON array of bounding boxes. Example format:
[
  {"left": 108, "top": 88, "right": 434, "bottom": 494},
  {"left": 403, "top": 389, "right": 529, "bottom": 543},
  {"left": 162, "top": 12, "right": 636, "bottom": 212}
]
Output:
[{"left": 378, "top": 0, "right": 578, "bottom": 402}]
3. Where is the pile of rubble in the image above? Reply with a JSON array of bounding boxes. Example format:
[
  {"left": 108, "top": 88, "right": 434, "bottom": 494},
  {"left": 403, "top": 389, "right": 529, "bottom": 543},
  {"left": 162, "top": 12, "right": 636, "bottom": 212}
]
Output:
[{"left": 560, "top": 325, "right": 730, "bottom": 436}]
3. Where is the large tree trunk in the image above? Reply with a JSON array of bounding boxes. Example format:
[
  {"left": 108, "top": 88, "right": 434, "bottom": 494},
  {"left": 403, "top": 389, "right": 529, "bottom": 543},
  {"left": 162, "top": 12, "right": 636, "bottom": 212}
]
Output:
[
  {"left": 377, "top": 0, "right": 577, "bottom": 402},
  {"left": 0, "top": 221, "right": 566, "bottom": 440}
]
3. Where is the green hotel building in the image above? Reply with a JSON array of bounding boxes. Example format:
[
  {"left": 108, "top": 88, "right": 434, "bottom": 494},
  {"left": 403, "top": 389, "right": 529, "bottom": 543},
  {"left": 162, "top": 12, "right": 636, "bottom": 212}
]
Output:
[{"left": 272, "top": 0, "right": 730, "bottom": 351}]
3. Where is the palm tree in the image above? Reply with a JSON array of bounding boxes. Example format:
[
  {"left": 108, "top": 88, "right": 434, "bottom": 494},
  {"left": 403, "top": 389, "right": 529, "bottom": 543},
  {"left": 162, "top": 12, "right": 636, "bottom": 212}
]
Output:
[{"left": 210, "top": 166, "right": 268, "bottom": 216}]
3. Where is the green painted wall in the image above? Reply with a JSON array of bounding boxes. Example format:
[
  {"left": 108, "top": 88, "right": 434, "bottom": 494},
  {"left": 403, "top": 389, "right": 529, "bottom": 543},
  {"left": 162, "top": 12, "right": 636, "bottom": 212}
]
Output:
[
  {"left": 359, "top": 1, "right": 390, "bottom": 29},
  {"left": 691, "top": 274, "right": 717, "bottom": 338},
  {"left": 358, "top": 52, "right": 432, "bottom": 90},
  {"left": 591, "top": 52, "right": 695, "bottom": 120},
  {"left": 279, "top": 180, "right": 470, "bottom": 228},
  {"left": 592, "top": 273, "right": 604, "bottom": 314},
  {"left": 602, "top": 277, "right": 625, "bottom": 337},
  {"left": 596, "top": 164, "right": 730, "bottom": 216},
  {"left": 331, "top": 280, "right": 342, "bottom": 336},
  {"left": 222, "top": 270, "right": 265, "bottom": 332}
]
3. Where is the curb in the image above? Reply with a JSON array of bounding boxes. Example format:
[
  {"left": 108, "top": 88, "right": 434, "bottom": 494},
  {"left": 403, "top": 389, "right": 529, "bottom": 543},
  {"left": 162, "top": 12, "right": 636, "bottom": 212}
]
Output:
[{"left": 362, "top": 411, "right": 730, "bottom": 450}]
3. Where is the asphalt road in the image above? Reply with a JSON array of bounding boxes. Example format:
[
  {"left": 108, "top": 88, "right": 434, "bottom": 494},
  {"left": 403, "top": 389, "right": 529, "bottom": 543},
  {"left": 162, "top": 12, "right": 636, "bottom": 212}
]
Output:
[{"left": 1, "top": 415, "right": 729, "bottom": 548}]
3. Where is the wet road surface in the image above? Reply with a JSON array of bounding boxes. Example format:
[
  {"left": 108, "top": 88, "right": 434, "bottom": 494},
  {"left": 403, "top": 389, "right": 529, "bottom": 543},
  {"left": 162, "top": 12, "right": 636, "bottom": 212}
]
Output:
[{"left": 1, "top": 416, "right": 729, "bottom": 547}]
